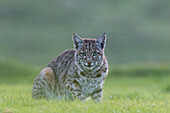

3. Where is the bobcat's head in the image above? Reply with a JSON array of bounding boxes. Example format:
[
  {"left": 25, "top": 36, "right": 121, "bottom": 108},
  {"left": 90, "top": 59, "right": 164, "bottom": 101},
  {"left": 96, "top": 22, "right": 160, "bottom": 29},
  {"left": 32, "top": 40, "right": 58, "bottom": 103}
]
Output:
[{"left": 73, "top": 33, "right": 107, "bottom": 71}]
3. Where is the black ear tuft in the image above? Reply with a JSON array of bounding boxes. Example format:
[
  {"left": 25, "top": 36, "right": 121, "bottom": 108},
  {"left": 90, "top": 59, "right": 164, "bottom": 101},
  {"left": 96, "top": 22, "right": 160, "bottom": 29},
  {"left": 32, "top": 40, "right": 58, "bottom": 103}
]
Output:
[
  {"left": 72, "top": 33, "right": 83, "bottom": 49},
  {"left": 101, "top": 43, "right": 104, "bottom": 49}
]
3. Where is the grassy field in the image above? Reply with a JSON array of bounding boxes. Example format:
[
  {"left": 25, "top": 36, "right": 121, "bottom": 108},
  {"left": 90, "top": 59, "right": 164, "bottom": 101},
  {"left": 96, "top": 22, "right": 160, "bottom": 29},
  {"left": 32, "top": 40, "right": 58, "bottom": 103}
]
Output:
[{"left": 0, "top": 60, "right": 170, "bottom": 113}]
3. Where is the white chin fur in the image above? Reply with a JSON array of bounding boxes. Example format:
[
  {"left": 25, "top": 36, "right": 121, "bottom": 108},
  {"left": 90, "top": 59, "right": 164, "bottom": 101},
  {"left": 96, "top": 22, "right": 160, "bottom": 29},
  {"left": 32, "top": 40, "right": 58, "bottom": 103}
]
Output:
[{"left": 85, "top": 67, "right": 93, "bottom": 70}]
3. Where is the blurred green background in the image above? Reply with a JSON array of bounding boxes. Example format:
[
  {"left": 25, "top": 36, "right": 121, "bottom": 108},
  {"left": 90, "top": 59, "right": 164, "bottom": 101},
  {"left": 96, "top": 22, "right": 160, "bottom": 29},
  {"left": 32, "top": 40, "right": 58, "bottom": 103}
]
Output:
[
  {"left": 0, "top": 0, "right": 170, "bottom": 66},
  {"left": 0, "top": 1, "right": 170, "bottom": 112}
]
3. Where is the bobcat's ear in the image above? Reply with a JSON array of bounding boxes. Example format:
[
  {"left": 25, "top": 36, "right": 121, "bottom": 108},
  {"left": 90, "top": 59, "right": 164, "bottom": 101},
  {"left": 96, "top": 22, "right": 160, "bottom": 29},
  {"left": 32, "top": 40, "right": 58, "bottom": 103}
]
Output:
[
  {"left": 96, "top": 33, "right": 107, "bottom": 49},
  {"left": 72, "top": 33, "right": 83, "bottom": 49}
]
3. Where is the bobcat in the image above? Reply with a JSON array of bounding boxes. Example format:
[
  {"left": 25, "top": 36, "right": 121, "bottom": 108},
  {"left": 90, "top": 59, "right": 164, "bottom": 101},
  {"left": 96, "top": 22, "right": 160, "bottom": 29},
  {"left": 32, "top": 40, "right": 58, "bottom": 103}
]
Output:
[{"left": 32, "top": 33, "right": 109, "bottom": 102}]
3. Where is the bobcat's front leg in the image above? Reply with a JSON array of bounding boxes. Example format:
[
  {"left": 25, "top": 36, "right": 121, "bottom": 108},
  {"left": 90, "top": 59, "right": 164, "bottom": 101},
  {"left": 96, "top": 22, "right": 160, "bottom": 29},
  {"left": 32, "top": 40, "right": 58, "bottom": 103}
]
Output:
[
  {"left": 91, "top": 87, "right": 103, "bottom": 102},
  {"left": 64, "top": 78, "right": 85, "bottom": 102}
]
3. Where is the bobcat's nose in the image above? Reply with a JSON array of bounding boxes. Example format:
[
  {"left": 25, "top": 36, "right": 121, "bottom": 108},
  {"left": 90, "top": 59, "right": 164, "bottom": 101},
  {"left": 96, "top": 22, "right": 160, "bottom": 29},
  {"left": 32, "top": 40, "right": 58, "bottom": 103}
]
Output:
[
  {"left": 85, "top": 61, "right": 94, "bottom": 67},
  {"left": 87, "top": 60, "right": 92, "bottom": 65},
  {"left": 85, "top": 57, "right": 94, "bottom": 67},
  {"left": 85, "top": 62, "right": 92, "bottom": 67}
]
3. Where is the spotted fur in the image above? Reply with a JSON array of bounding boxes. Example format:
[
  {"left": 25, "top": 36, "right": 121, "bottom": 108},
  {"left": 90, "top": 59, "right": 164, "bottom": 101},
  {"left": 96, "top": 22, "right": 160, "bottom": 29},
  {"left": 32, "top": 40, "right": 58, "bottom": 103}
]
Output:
[{"left": 32, "top": 33, "right": 109, "bottom": 102}]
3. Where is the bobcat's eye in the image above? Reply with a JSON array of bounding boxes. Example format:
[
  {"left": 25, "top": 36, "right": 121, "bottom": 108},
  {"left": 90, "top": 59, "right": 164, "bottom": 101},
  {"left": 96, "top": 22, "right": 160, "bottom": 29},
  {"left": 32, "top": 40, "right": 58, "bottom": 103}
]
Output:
[
  {"left": 93, "top": 52, "right": 98, "bottom": 56},
  {"left": 81, "top": 53, "right": 86, "bottom": 56}
]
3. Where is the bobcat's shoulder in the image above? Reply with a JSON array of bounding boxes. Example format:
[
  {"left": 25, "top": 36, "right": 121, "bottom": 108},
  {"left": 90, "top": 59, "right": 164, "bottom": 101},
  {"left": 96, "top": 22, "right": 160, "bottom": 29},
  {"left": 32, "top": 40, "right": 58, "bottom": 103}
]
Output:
[{"left": 47, "top": 49, "right": 75, "bottom": 75}]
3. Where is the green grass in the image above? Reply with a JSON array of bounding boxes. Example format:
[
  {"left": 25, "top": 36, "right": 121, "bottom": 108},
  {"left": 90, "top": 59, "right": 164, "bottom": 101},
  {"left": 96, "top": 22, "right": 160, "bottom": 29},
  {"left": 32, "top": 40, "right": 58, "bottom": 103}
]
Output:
[{"left": 0, "top": 60, "right": 170, "bottom": 113}]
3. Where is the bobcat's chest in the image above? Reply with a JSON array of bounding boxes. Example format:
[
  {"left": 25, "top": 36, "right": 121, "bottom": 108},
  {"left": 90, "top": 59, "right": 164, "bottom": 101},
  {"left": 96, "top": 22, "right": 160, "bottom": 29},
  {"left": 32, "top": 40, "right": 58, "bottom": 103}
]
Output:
[{"left": 77, "top": 76, "right": 103, "bottom": 97}]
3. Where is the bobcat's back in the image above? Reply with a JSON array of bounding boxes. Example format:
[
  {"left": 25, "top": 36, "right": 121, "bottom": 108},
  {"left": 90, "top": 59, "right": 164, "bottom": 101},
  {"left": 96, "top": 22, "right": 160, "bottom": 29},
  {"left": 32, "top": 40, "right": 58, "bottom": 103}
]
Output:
[{"left": 47, "top": 49, "right": 75, "bottom": 76}]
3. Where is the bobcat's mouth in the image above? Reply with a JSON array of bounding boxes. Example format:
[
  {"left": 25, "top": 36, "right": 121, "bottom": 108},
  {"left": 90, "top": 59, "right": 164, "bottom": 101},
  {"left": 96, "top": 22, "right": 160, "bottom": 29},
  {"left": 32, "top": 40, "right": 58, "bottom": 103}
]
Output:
[
  {"left": 84, "top": 62, "right": 97, "bottom": 70},
  {"left": 84, "top": 62, "right": 95, "bottom": 67}
]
